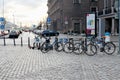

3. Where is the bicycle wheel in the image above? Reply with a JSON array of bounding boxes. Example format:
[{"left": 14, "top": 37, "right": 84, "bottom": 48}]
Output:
[
  {"left": 54, "top": 42, "right": 63, "bottom": 52},
  {"left": 63, "top": 42, "right": 74, "bottom": 53},
  {"left": 104, "top": 42, "right": 116, "bottom": 55},
  {"left": 73, "top": 43, "right": 82, "bottom": 55},
  {"left": 41, "top": 42, "right": 49, "bottom": 53},
  {"left": 85, "top": 44, "right": 97, "bottom": 56}
]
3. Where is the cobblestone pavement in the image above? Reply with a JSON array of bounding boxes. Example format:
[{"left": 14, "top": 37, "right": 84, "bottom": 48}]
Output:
[{"left": 0, "top": 45, "right": 120, "bottom": 80}]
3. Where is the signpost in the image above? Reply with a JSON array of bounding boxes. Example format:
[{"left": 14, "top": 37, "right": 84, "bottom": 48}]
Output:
[
  {"left": 0, "top": 17, "right": 5, "bottom": 30},
  {"left": 86, "top": 13, "right": 96, "bottom": 36},
  {"left": 46, "top": 17, "right": 51, "bottom": 29},
  {"left": 47, "top": 17, "right": 51, "bottom": 25}
]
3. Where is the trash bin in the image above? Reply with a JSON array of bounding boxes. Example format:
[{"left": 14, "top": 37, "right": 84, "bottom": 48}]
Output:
[{"left": 105, "top": 32, "right": 110, "bottom": 42}]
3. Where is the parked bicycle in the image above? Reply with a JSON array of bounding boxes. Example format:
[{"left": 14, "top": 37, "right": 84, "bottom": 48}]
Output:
[
  {"left": 63, "top": 37, "right": 97, "bottom": 56},
  {"left": 33, "top": 35, "right": 42, "bottom": 49},
  {"left": 29, "top": 35, "right": 42, "bottom": 50},
  {"left": 90, "top": 36, "right": 116, "bottom": 55},
  {"left": 41, "top": 36, "right": 63, "bottom": 53}
]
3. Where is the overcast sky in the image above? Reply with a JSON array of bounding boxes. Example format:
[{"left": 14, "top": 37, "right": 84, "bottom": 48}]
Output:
[{"left": 0, "top": 0, "right": 48, "bottom": 27}]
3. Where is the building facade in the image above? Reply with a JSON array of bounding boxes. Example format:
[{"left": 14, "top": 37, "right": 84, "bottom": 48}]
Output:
[
  {"left": 47, "top": 0, "right": 118, "bottom": 35},
  {"left": 47, "top": 0, "right": 98, "bottom": 33},
  {"left": 97, "top": 0, "right": 118, "bottom": 35}
]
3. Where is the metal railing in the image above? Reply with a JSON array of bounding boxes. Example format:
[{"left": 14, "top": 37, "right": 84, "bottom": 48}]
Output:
[{"left": 0, "top": 37, "right": 31, "bottom": 47}]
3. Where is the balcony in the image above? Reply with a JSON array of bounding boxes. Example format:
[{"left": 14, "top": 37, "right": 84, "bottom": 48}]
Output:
[
  {"left": 98, "top": 11, "right": 103, "bottom": 15},
  {"left": 98, "top": 7, "right": 117, "bottom": 16}
]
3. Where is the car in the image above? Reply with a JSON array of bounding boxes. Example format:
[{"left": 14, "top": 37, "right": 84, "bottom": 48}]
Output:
[
  {"left": 33, "top": 29, "right": 44, "bottom": 35},
  {"left": 0, "top": 30, "right": 9, "bottom": 36},
  {"left": 9, "top": 30, "right": 19, "bottom": 38},
  {"left": 41, "top": 30, "right": 59, "bottom": 36}
]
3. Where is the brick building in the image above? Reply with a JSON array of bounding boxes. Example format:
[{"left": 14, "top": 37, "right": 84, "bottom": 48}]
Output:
[
  {"left": 47, "top": 0, "right": 118, "bottom": 35},
  {"left": 47, "top": 0, "right": 98, "bottom": 33}
]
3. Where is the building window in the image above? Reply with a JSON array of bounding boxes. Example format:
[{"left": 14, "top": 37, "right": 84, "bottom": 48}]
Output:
[
  {"left": 73, "top": 0, "right": 81, "bottom": 4},
  {"left": 104, "top": 0, "right": 109, "bottom": 8},
  {"left": 90, "top": 7, "right": 97, "bottom": 12}
]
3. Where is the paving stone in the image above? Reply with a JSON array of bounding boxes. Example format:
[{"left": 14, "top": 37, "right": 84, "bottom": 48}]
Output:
[{"left": 0, "top": 45, "right": 119, "bottom": 80}]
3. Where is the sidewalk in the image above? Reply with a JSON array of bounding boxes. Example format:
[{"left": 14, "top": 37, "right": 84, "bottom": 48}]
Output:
[{"left": 0, "top": 46, "right": 120, "bottom": 80}]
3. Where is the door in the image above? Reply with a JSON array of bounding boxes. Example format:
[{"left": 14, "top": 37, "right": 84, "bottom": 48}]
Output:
[{"left": 74, "top": 23, "right": 80, "bottom": 33}]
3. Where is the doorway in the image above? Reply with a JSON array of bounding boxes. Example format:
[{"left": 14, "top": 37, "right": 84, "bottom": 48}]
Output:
[{"left": 74, "top": 23, "right": 80, "bottom": 33}]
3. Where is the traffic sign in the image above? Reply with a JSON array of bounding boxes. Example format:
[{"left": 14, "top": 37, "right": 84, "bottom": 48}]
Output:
[
  {"left": 0, "top": 17, "right": 5, "bottom": 30},
  {"left": 47, "top": 17, "right": 51, "bottom": 24}
]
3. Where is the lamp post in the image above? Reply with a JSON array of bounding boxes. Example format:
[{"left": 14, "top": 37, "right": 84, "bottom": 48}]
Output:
[
  {"left": 12, "top": 14, "right": 15, "bottom": 27},
  {"left": 2, "top": 0, "right": 4, "bottom": 17},
  {"left": 119, "top": 0, "right": 120, "bottom": 54}
]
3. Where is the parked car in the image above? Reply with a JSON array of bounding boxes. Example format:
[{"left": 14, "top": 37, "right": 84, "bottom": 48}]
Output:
[
  {"left": 33, "top": 29, "right": 44, "bottom": 35},
  {"left": 9, "top": 30, "right": 19, "bottom": 38},
  {"left": 41, "top": 30, "right": 59, "bottom": 36},
  {"left": 0, "top": 30, "right": 9, "bottom": 36}
]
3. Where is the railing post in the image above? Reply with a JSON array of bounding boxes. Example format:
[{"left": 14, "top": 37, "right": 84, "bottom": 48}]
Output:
[
  {"left": 103, "top": 9, "right": 105, "bottom": 15},
  {"left": 13, "top": 38, "right": 16, "bottom": 46},
  {"left": 111, "top": 6, "right": 114, "bottom": 14}
]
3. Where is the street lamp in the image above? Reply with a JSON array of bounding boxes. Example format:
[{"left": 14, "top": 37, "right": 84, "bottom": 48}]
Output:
[
  {"left": 118, "top": 0, "right": 120, "bottom": 54},
  {"left": 13, "top": 14, "right": 15, "bottom": 26},
  {"left": 115, "top": 0, "right": 120, "bottom": 54},
  {"left": 2, "top": 0, "right": 4, "bottom": 17}
]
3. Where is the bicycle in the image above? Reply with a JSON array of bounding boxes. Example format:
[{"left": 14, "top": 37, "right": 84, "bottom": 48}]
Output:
[
  {"left": 30, "top": 36, "right": 42, "bottom": 50},
  {"left": 41, "top": 37, "right": 63, "bottom": 53},
  {"left": 90, "top": 36, "right": 116, "bottom": 55},
  {"left": 63, "top": 37, "right": 97, "bottom": 56}
]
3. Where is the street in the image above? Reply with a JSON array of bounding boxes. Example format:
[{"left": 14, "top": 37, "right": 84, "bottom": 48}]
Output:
[{"left": 0, "top": 32, "right": 119, "bottom": 80}]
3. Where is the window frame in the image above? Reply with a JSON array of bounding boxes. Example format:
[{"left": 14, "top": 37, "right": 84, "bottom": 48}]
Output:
[{"left": 90, "top": 6, "right": 98, "bottom": 13}]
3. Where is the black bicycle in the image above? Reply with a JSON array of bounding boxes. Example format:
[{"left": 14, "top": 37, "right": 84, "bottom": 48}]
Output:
[
  {"left": 41, "top": 37, "right": 63, "bottom": 53},
  {"left": 90, "top": 36, "right": 116, "bottom": 55},
  {"left": 63, "top": 37, "right": 97, "bottom": 56}
]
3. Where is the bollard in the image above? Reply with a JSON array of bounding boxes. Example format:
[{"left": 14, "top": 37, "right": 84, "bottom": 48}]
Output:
[
  {"left": 13, "top": 38, "right": 16, "bottom": 46},
  {"left": 21, "top": 37, "right": 23, "bottom": 46},
  {"left": 3, "top": 37, "right": 6, "bottom": 46},
  {"left": 28, "top": 37, "right": 30, "bottom": 47}
]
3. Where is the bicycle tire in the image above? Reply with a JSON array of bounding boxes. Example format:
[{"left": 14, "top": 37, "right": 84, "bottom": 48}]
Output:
[
  {"left": 33, "top": 42, "right": 40, "bottom": 49},
  {"left": 104, "top": 42, "right": 116, "bottom": 55},
  {"left": 63, "top": 42, "right": 74, "bottom": 53},
  {"left": 41, "top": 42, "right": 49, "bottom": 53},
  {"left": 54, "top": 42, "right": 63, "bottom": 52},
  {"left": 73, "top": 43, "right": 83, "bottom": 55},
  {"left": 85, "top": 44, "right": 97, "bottom": 56}
]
